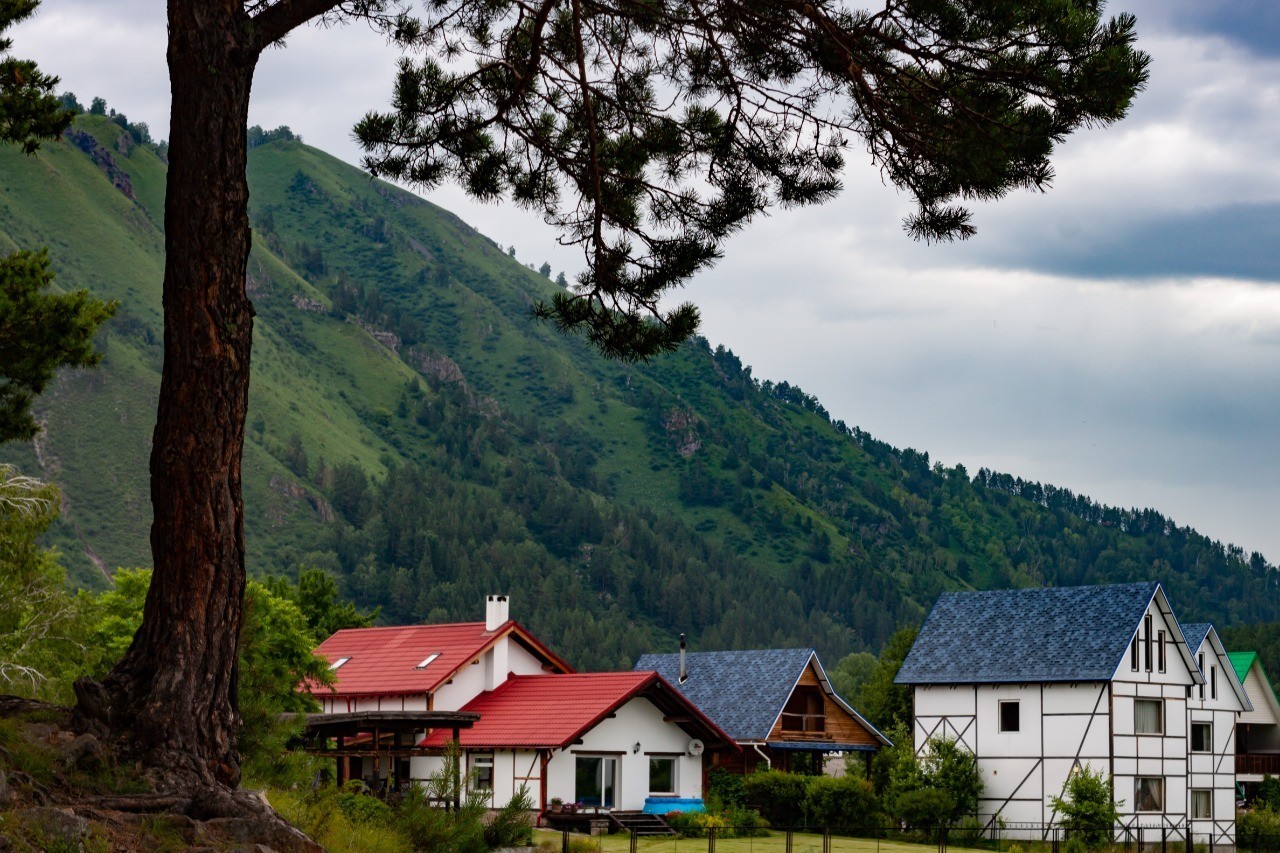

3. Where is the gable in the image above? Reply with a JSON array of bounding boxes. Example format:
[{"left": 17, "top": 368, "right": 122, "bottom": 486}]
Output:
[
  {"left": 766, "top": 658, "right": 886, "bottom": 748},
  {"left": 1238, "top": 656, "right": 1280, "bottom": 726},
  {"left": 1183, "top": 625, "right": 1250, "bottom": 712}
]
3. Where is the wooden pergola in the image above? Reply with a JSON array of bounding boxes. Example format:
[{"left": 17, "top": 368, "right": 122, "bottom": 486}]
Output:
[{"left": 292, "top": 710, "right": 480, "bottom": 800}]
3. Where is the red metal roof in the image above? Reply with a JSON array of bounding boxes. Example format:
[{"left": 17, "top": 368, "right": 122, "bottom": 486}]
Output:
[
  {"left": 420, "top": 671, "right": 738, "bottom": 750},
  {"left": 311, "top": 621, "right": 572, "bottom": 698}
]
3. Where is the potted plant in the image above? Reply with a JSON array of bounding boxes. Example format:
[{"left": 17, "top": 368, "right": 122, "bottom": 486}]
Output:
[{"left": 550, "top": 797, "right": 564, "bottom": 814}]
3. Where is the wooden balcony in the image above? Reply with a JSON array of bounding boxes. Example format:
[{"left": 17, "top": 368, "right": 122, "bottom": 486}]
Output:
[
  {"left": 779, "top": 712, "right": 826, "bottom": 737},
  {"left": 1236, "top": 753, "right": 1280, "bottom": 776}
]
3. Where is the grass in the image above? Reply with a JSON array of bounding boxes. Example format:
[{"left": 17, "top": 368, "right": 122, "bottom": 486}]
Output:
[{"left": 531, "top": 829, "right": 995, "bottom": 853}]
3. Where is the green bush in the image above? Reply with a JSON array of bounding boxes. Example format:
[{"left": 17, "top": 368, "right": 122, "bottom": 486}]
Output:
[
  {"left": 709, "top": 766, "right": 747, "bottom": 809},
  {"left": 1260, "top": 776, "right": 1280, "bottom": 811},
  {"left": 484, "top": 786, "right": 534, "bottom": 849},
  {"left": 665, "top": 809, "right": 768, "bottom": 838},
  {"left": 744, "top": 769, "right": 811, "bottom": 827},
  {"left": 336, "top": 781, "right": 393, "bottom": 825},
  {"left": 1239, "top": 805, "right": 1280, "bottom": 850},
  {"left": 805, "top": 774, "right": 880, "bottom": 831},
  {"left": 895, "top": 788, "right": 955, "bottom": 835},
  {"left": 1063, "top": 836, "right": 1088, "bottom": 853},
  {"left": 1049, "top": 765, "right": 1120, "bottom": 849}
]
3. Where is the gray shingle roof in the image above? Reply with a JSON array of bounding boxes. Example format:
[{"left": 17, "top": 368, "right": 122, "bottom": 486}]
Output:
[
  {"left": 634, "top": 648, "right": 817, "bottom": 741},
  {"left": 1179, "top": 622, "right": 1212, "bottom": 653},
  {"left": 895, "top": 582, "right": 1161, "bottom": 685}
]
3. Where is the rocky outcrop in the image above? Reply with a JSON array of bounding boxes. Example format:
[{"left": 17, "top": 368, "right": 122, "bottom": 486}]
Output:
[{"left": 65, "top": 130, "right": 135, "bottom": 200}]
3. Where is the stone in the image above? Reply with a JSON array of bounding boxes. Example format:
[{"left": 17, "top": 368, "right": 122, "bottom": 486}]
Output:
[
  {"left": 0, "top": 768, "right": 11, "bottom": 808},
  {"left": 17, "top": 807, "right": 90, "bottom": 850},
  {"left": 62, "top": 733, "right": 107, "bottom": 772},
  {"left": 201, "top": 817, "right": 322, "bottom": 853}
]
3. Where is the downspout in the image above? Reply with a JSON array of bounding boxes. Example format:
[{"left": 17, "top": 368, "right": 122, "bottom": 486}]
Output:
[{"left": 752, "top": 743, "right": 772, "bottom": 770}]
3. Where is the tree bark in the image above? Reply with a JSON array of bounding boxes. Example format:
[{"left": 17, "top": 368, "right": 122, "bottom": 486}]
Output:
[{"left": 77, "top": 0, "right": 261, "bottom": 799}]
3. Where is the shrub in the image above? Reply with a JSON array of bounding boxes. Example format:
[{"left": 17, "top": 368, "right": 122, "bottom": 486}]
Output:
[
  {"left": 336, "top": 781, "right": 393, "bottom": 826},
  {"left": 1063, "top": 836, "right": 1088, "bottom": 853},
  {"left": 709, "top": 766, "right": 747, "bottom": 809},
  {"left": 744, "top": 769, "right": 811, "bottom": 827},
  {"left": 1049, "top": 766, "right": 1121, "bottom": 849},
  {"left": 895, "top": 788, "right": 955, "bottom": 836},
  {"left": 1260, "top": 775, "right": 1280, "bottom": 811},
  {"left": 1239, "top": 805, "right": 1280, "bottom": 850},
  {"left": 805, "top": 775, "right": 880, "bottom": 831},
  {"left": 484, "top": 786, "right": 534, "bottom": 849}
]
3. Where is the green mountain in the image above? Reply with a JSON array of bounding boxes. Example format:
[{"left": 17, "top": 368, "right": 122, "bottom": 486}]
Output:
[{"left": 3, "top": 114, "right": 1278, "bottom": 670}]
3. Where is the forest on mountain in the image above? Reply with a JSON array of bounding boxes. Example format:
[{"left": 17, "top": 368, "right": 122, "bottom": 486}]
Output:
[{"left": 2, "top": 108, "right": 1279, "bottom": 671}]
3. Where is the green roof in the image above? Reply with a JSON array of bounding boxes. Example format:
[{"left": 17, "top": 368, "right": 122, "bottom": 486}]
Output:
[{"left": 1229, "top": 651, "right": 1259, "bottom": 685}]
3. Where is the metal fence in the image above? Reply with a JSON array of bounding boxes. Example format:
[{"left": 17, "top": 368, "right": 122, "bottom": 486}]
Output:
[{"left": 531, "top": 823, "right": 1272, "bottom": 853}]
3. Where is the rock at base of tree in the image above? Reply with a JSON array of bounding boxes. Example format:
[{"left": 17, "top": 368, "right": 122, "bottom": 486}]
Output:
[
  {"left": 0, "top": 769, "right": 10, "bottom": 808},
  {"left": 17, "top": 806, "right": 90, "bottom": 849}
]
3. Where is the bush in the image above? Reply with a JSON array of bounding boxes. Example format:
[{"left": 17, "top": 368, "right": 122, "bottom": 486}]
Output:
[
  {"left": 1260, "top": 775, "right": 1280, "bottom": 811},
  {"left": 1063, "top": 836, "right": 1088, "bottom": 853},
  {"left": 709, "top": 766, "right": 747, "bottom": 809},
  {"left": 1239, "top": 805, "right": 1280, "bottom": 849},
  {"left": 484, "top": 786, "right": 534, "bottom": 849},
  {"left": 895, "top": 788, "right": 955, "bottom": 836},
  {"left": 805, "top": 775, "right": 880, "bottom": 831},
  {"left": 336, "top": 781, "right": 393, "bottom": 826},
  {"left": 1049, "top": 765, "right": 1120, "bottom": 849},
  {"left": 744, "top": 769, "right": 811, "bottom": 827}
]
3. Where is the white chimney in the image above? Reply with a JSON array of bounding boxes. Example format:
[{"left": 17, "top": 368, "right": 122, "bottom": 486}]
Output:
[{"left": 485, "top": 594, "right": 509, "bottom": 631}]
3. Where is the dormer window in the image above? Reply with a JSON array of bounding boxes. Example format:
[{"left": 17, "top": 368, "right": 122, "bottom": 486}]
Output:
[
  {"left": 329, "top": 657, "right": 351, "bottom": 670},
  {"left": 415, "top": 653, "right": 440, "bottom": 670}
]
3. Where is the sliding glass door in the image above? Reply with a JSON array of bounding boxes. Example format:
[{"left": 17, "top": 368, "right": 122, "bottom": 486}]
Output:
[{"left": 574, "top": 755, "right": 617, "bottom": 808}]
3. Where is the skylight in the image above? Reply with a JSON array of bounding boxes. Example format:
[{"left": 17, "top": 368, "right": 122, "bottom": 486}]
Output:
[
  {"left": 415, "top": 653, "right": 441, "bottom": 669},
  {"left": 329, "top": 657, "right": 350, "bottom": 670}
]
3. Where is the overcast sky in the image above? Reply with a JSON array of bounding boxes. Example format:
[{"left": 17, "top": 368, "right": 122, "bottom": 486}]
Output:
[{"left": 14, "top": 2, "right": 1280, "bottom": 563}]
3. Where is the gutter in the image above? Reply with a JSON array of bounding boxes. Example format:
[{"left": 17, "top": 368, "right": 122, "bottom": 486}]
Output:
[{"left": 751, "top": 742, "right": 771, "bottom": 770}]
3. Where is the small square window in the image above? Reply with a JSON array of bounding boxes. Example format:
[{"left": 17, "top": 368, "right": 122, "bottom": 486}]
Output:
[
  {"left": 1135, "top": 699, "right": 1163, "bottom": 734},
  {"left": 1191, "top": 722, "right": 1212, "bottom": 752},
  {"left": 999, "top": 700, "right": 1020, "bottom": 733},
  {"left": 1135, "top": 777, "right": 1164, "bottom": 813},
  {"left": 1191, "top": 789, "right": 1212, "bottom": 820}
]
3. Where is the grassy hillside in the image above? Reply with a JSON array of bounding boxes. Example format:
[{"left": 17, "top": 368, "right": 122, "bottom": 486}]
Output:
[{"left": 2, "top": 115, "right": 1278, "bottom": 669}]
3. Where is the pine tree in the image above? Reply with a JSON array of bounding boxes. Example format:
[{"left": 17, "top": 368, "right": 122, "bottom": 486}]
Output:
[{"left": 73, "top": 0, "right": 1149, "bottom": 813}]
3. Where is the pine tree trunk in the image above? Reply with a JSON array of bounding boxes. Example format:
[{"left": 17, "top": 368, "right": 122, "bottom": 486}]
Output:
[{"left": 77, "top": 0, "right": 260, "bottom": 800}]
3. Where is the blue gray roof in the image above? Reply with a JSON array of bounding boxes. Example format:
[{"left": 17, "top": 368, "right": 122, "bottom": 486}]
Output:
[
  {"left": 896, "top": 582, "right": 1162, "bottom": 685},
  {"left": 634, "top": 648, "right": 821, "bottom": 742},
  {"left": 1180, "top": 622, "right": 1212, "bottom": 653}
]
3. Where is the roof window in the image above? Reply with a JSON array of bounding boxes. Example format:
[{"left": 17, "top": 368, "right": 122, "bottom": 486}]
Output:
[
  {"left": 329, "top": 657, "right": 351, "bottom": 670},
  {"left": 415, "top": 653, "right": 441, "bottom": 670}
]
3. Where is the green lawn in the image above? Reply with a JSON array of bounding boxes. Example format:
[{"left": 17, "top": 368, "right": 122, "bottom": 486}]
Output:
[{"left": 531, "top": 829, "right": 988, "bottom": 853}]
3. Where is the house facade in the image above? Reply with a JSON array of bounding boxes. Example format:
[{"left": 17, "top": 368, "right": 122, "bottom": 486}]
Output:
[
  {"left": 1230, "top": 651, "right": 1280, "bottom": 797},
  {"left": 1181, "top": 623, "right": 1251, "bottom": 846},
  {"left": 895, "top": 582, "right": 1246, "bottom": 841},
  {"left": 416, "top": 671, "right": 734, "bottom": 812},
  {"left": 310, "top": 596, "right": 734, "bottom": 812},
  {"left": 635, "top": 646, "right": 890, "bottom": 775}
]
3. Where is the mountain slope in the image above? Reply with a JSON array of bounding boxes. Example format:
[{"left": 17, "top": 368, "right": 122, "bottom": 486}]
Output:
[{"left": 2, "top": 115, "right": 1277, "bottom": 669}]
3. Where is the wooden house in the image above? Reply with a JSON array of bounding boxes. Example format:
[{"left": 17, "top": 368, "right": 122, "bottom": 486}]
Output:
[
  {"left": 634, "top": 647, "right": 890, "bottom": 775},
  {"left": 896, "top": 582, "right": 1247, "bottom": 844}
]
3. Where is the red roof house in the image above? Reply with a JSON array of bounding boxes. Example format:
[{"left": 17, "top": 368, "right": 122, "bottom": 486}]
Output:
[{"left": 306, "top": 596, "right": 735, "bottom": 814}]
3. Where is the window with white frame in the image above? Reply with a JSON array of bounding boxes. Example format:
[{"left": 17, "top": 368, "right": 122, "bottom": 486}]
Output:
[
  {"left": 1191, "top": 722, "right": 1212, "bottom": 753},
  {"left": 999, "top": 700, "right": 1020, "bottom": 733},
  {"left": 1134, "top": 699, "right": 1163, "bottom": 734},
  {"left": 1135, "top": 777, "right": 1164, "bottom": 812},
  {"left": 1191, "top": 789, "right": 1212, "bottom": 820},
  {"left": 469, "top": 753, "right": 494, "bottom": 794},
  {"left": 648, "top": 756, "right": 677, "bottom": 795}
]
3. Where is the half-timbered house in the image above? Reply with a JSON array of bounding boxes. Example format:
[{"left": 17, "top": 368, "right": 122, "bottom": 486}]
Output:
[
  {"left": 1180, "top": 623, "right": 1250, "bottom": 846},
  {"left": 895, "top": 582, "right": 1212, "bottom": 838},
  {"left": 634, "top": 647, "right": 890, "bottom": 775}
]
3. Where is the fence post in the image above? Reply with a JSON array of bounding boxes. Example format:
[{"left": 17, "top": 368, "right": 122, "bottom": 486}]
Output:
[
  {"left": 824, "top": 826, "right": 832, "bottom": 853},
  {"left": 562, "top": 829, "right": 569, "bottom": 853},
  {"left": 709, "top": 824, "right": 717, "bottom": 853},
  {"left": 1162, "top": 826, "right": 1168, "bottom": 853},
  {"left": 785, "top": 828, "right": 794, "bottom": 853},
  {"left": 629, "top": 827, "right": 638, "bottom": 853}
]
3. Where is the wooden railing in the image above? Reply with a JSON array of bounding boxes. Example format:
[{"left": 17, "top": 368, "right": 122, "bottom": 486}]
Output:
[
  {"left": 1237, "top": 753, "right": 1280, "bottom": 775},
  {"left": 779, "top": 712, "right": 826, "bottom": 734}
]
